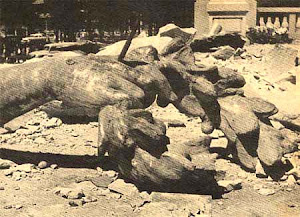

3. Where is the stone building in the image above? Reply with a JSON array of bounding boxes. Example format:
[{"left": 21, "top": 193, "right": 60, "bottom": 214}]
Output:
[
  {"left": 194, "top": 0, "right": 300, "bottom": 39},
  {"left": 195, "top": 0, "right": 257, "bottom": 36}
]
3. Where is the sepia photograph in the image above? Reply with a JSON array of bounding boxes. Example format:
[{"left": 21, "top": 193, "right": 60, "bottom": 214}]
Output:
[{"left": 0, "top": 0, "right": 300, "bottom": 216}]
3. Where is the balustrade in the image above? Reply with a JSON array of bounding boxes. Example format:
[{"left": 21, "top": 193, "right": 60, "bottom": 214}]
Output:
[
  {"left": 259, "top": 16, "right": 289, "bottom": 29},
  {"left": 194, "top": 1, "right": 300, "bottom": 40},
  {"left": 257, "top": 7, "right": 300, "bottom": 39}
]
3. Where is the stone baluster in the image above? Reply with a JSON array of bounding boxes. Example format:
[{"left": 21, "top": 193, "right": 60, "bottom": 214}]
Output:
[
  {"left": 296, "top": 16, "right": 300, "bottom": 29},
  {"left": 259, "top": 17, "right": 266, "bottom": 27},
  {"left": 274, "top": 17, "right": 281, "bottom": 29},
  {"left": 282, "top": 17, "right": 289, "bottom": 29},
  {"left": 266, "top": 17, "right": 274, "bottom": 29}
]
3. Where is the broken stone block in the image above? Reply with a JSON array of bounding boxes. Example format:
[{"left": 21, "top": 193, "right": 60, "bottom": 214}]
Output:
[
  {"left": 67, "top": 189, "right": 85, "bottom": 200},
  {"left": 209, "top": 129, "right": 225, "bottom": 139},
  {"left": 96, "top": 36, "right": 173, "bottom": 56},
  {"left": 82, "top": 195, "right": 97, "bottom": 204},
  {"left": 183, "top": 136, "right": 212, "bottom": 152},
  {"left": 3, "top": 110, "right": 37, "bottom": 132},
  {"left": 191, "top": 152, "right": 217, "bottom": 171},
  {"left": 158, "top": 24, "right": 197, "bottom": 42},
  {"left": 234, "top": 138, "right": 258, "bottom": 172},
  {"left": 214, "top": 73, "right": 246, "bottom": 99},
  {"left": 218, "top": 96, "right": 260, "bottom": 136},
  {"left": 192, "top": 75, "right": 217, "bottom": 99},
  {"left": 134, "top": 63, "right": 177, "bottom": 108},
  {"left": 163, "top": 119, "right": 186, "bottom": 128},
  {"left": 54, "top": 187, "right": 84, "bottom": 199},
  {"left": 246, "top": 97, "right": 278, "bottom": 119},
  {"left": 15, "top": 129, "right": 33, "bottom": 136},
  {"left": 4, "top": 205, "right": 13, "bottom": 210},
  {"left": 217, "top": 179, "right": 242, "bottom": 193},
  {"left": 167, "top": 137, "right": 212, "bottom": 164},
  {"left": 146, "top": 192, "right": 212, "bottom": 216},
  {"left": 234, "top": 48, "right": 245, "bottom": 56},
  {"left": 37, "top": 161, "right": 48, "bottom": 169},
  {"left": 217, "top": 88, "right": 244, "bottom": 97},
  {"left": 167, "top": 44, "right": 196, "bottom": 66},
  {"left": 126, "top": 191, "right": 152, "bottom": 209},
  {"left": 89, "top": 176, "right": 114, "bottom": 188},
  {"left": 34, "top": 137, "right": 47, "bottom": 145},
  {"left": 0, "top": 128, "right": 8, "bottom": 135},
  {"left": 42, "top": 117, "right": 62, "bottom": 129},
  {"left": 12, "top": 171, "right": 25, "bottom": 181},
  {"left": 74, "top": 181, "right": 98, "bottom": 194},
  {"left": 212, "top": 46, "right": 235, "bottom": 61},
  {"left": 160, "top": 37, "right": 185, "bottom": 56},
  {"left": 209, "top": 138, "right": 228, "bottom": 157},
  {"left": 216, "top": 67, "right": 246, "bottom": 89},
  {"left": 219, "top": 113, "right": 238, "bottom": 145},
  {"left": 138, "top": 202, "right": 180, "bottom": 216},
  {"left": 126, "top": 46, "right": 159, "bottom": 63},
  {"left": 257, "top": 123, "right": 287, "bottom": 167},
  {"left": 25, "top": 125, "right": 41, "bottom": 134},
  {"left": 15, "top": 205, "right": 23, "bottom": 210},
  {"left": 273, "top": 113, "right": 300, "bottom": 132},
  {"left": 255, "top": 160, "right": 268, "bottom": 178},
  {"left": 287, "top": 175, "right": 297, "bottom": 186},
  {"left": 96, "top": 188, "right": 110, "bottom": 197},
  {"left": 98, "top": 105, "right": 169, "bottom": 159},
  {"left": 191, "top": 33, "right": 246, "bottom": 52},
  {"left": 102, "top": 170, "right": 118, "bottom": 178},
  {"left": 0, "top": 159, "right": 15, "bottom": 170},
  {"left": 175, "top": 95, "right": 206, "bottom": 118},
  {"left": 50, "top": 164, "right": 58, "bottom": 170},
  {"left": 128, "top": 147, "right": 217, "bottom": 193},
  {"left": 15, "top": 164, "right": 35, "bottom": 173},
  {"left": 4, "top": 169, "right": 14, "bottom": 176},
  {"left": 210, "top": 138, "right": 228, "bottom": 150},
  {"left": 258, "top": 188, "right": 276, "bottom": 196},
  {"left": 68, "top": 200, "right": 79, "bottom": 207},
  {"left": 107, "top": 191, "right": 122, "bottom": 199},
  {"left": 132, "top": 194, "right": 151, "bottom": 208},
  {"left": 108, "top": 179, "right": 139, "bottom": 196}
]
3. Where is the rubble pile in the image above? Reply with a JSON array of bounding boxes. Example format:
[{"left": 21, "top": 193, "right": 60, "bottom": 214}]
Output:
[
  {"left": 96, "top": 24, "right": 299, "bottom": 187},
  {"left": 0, "top": 24, "right": 300, "bottom": 215},
  {"left": 191, "top": 28, "right": 300, "bottom": 184}
]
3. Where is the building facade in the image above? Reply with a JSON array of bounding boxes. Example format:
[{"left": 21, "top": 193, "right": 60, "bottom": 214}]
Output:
[{"left": 194, "top": 0, "right": 300, "bottom": 40}]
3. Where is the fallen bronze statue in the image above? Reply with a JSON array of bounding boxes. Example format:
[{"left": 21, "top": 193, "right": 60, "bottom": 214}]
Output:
[{"left": 0, "top": 37, "right": 297, "bottom": 194}]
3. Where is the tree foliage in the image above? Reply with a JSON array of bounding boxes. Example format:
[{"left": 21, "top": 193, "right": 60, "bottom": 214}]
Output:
[{"left": 0, "top": 0, "right": 194, "bottom": 40}]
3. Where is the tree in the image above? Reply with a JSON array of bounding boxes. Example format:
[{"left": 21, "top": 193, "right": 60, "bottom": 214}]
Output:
[{"left": 0, "top": 0, "right": 36, "bottom": 35}]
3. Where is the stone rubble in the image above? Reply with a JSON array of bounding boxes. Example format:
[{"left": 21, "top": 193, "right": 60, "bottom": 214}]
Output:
[
  {"left": 212, "top": 46, "right": 236, "bottom": 61},
  {"left": 139, "top": 192, "right": 212, "bottom": 216},
  {"left": 0, "top": 159, "right": 15, "bottom": 170},
  {"left": 0, "top": 23, "right": 299, "bottom": 216},
  {"left": 258, "top": 188, "right": 276, "bottom": 196},
  {"left": 217, "top": 179, "right": 243, "bottom": 193},
  {"left": 37, "top": 161, "right": 48, "bottom": 169}
]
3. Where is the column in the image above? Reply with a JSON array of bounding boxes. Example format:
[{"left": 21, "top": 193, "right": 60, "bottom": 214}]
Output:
[
  {"left": 194, "top": 0, "right": 210, "bottom": 37},
  {"left": 246, "top": 0, "right": 257, "bottom": 29},
  {"left": 289, "top": 14, "right": 297, "bottom": 39}
]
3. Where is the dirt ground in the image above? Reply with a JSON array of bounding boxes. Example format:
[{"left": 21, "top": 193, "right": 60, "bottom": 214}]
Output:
[{"left": 0, "top": 43, "right": 300, "bottom": 217}]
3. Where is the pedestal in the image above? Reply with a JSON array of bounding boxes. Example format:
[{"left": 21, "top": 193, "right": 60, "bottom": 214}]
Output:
[{"left": 194, "top": 0, "right": 257, "bottom": 36}]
